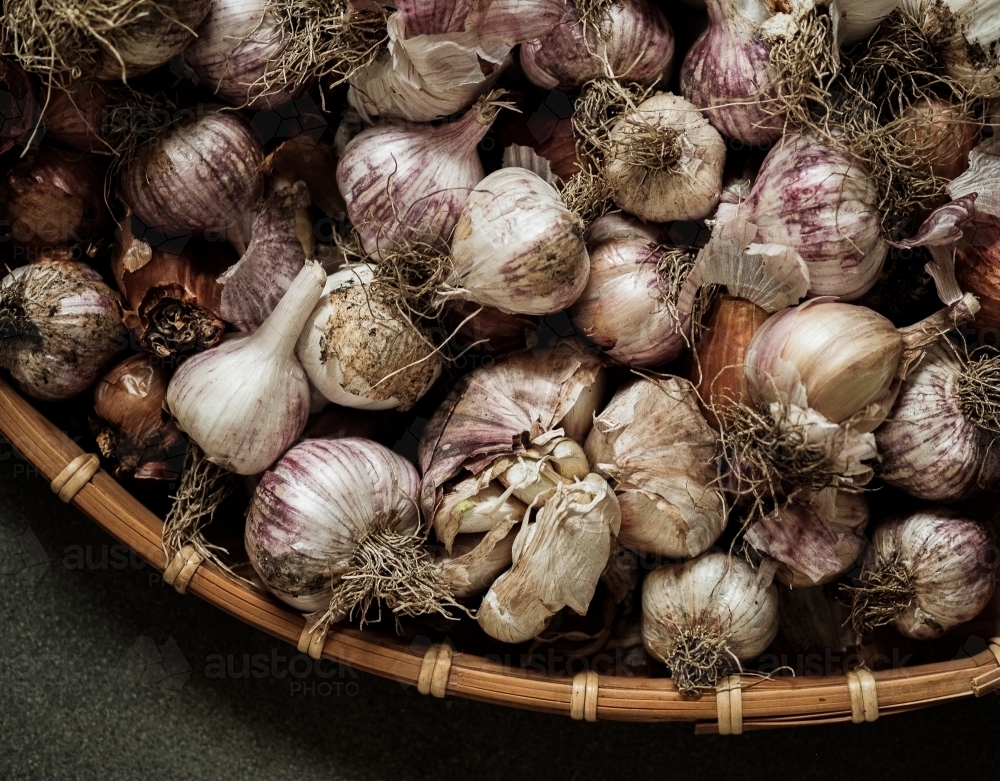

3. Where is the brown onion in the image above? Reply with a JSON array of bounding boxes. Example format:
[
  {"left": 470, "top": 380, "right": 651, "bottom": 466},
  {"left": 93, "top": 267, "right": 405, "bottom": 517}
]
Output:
[
  {"left": 0, "top": 146, "right": 110, "bottom": 251},
  {"left": 92, "top": 353, "right": 186, "bottom": 480}
]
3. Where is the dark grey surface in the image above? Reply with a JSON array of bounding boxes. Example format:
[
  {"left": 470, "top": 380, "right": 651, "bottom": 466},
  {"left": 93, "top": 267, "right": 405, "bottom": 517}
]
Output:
[{"left": 1, "top": 457, "right": 997, "bottom": 781}]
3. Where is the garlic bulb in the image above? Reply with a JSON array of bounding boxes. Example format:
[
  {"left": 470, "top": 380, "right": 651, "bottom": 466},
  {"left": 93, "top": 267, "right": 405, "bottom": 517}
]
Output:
[
  {"left": 348, "top": 11, "right": 509, "bottom": 123},
  {"left": 448, "top": 167, "right": 590, "bottom": 316},
  {"left": 477, "top": 474, "right": 621, "bottom": 644},
  {"left": 900, "top": 97, "right": 980, "bottom": 184},
  {"left": 585, "top": 377, "right": 727, "bottom": 559},
  {"left": 1, "top": 146, "right": 110, "bottom": 250},
  {"left": 246, "top": 437, "right": 434, "bottom": 615},
  {"left": 92, "top": 354, "right": 186, "bottom": 480},
  {"left": 642, "top": 552, "right": 779, "bottom": 692},
  {"left": 519, "top": 0, "right": 675, "bottom": 90},
  {"left": 875, "top": 342, "right": 1000, "bottom": 501},
  {"left": 603, "top": 93, "right": 727, "bottom": 223},
  {"left": 166, "top": 262, "right": 326, "bottom": 475},
  {"left": 680, "top": 0, "right": 785, "bottom": 145},
  {"left": 568, "top": 230, "right": 696, "bottom": 368},
  {"left": 744, "top": 295, "right": 980, "bottom": 430},
  {"left": 296, "top": 265, "right": 443, "bottom": 412},
  {"left": 723, "top": 133, "right": 888, "bottom": 300},
  {"left": 184, "top": 0, "right": 293, "bottom": 109},
  {"left": 337, "top": 94, "right": 503, "bottom": 259},
  {"left": 0, "top": 260, "right": 126, "bottom": 401},
  {"left": 746, "top": 490, "right": 869, "bottom": 587},
  {"left": 419, "top": 346, "right": 604, "bottom": 518},
  {"left": 956, "top": 239, "right": 1000, "bottom": 332},
  {"left": 121, "top": 111, "right": 265, "bottom": 237},
  {"left": 4, "top": 0, "right": 211, "bottom": 85},
  {"left": 847, "top": 509, "right": 994, "bottom": 639}
]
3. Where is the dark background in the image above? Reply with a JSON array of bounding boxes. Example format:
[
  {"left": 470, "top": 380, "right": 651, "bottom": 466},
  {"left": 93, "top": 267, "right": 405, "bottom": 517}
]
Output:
[{"left": 1, "top": 458, "right": 997, "bottom": 780}]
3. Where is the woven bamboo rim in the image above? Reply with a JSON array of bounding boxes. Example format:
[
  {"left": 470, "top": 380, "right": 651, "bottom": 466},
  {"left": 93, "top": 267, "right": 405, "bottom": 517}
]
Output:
[{"left": 4, "top": 376, "right": 1000, "bottom": 731}]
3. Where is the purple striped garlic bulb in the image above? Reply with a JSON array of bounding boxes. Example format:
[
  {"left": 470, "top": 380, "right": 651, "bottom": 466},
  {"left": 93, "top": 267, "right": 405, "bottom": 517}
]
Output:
[
  {"left": 520, "top": 0, "right": 675, "bottom": 90},
  {"left": 875, "top": 342, "right": 1000, "bottom": 502}
]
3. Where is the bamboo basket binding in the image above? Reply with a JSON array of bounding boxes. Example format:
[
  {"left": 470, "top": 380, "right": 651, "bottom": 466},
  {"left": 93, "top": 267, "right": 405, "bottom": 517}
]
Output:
[{"left": 4, "top": 375, "right": 1000, "bottom": 734}]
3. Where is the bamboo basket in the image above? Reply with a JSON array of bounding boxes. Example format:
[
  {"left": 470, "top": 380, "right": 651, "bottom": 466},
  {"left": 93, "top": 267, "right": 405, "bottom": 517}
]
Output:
[{"left": 4, "top": 375, "right": 1000, "bottom": 733}]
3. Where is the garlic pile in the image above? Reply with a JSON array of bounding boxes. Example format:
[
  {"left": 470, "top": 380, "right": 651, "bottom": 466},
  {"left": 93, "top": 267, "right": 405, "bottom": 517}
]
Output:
[{"left": 6, "top": 0, "right": 1000, "bottom": 691}]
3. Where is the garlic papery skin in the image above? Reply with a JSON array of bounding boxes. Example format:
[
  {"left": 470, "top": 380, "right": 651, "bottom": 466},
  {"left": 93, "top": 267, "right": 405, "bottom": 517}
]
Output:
[
  {"left": 585, "top": 377, "right": 727, "bottom": 559},
  {"left": 166, "top": 262, "right": 326, "bottom": 475},
  {"left": 875, "top": 342, "right": 1000, "bottom": 502},
  {"left": 746, "top": 489, "right": 869, "bottom": 587},
  {"left": 419, "top": 346, "right": 605, "bottom": 518},
  {"left": 744, "top": 295, "right": 980, "bottom": 430},
  {"left": 348, "top": 12, "right": 510, "bottom": 123},
  {"left": 727, "top": 133, "right": 888, "bottom": 300},
  {"left": 337, "top": 96, "right": 500, "bottom": 259},
  {"left": 432, "top": 478, "right": 529, "bottom": 552},
  {"left": 436, "top": 524, "right": 519, "bottom": 600},
  {"left": 184, "top": 0, "right": 294, "bottom": 109},
  {"left": 448, "top": 167, "right": 590, "bottom": 316},
  {"left": 246, "top": 438, "right": 422, "bottom": 612},
  {"left": 847, "top": 509, "right": 995, "bottom": 639},
  {"left": 477, "top": 473, "right": 621, "bottom": 644},
  {"left": 603, "top": 93, "right": 727, "bottom": 224},
  {"left": 641, "top": 552, "right": 779, "bottom": 692},
  {"left": 0, "top": 260, "right": 126, "bottom": 401},
  {"left": 680, "top": 0, "right": 785, "bottom": 146},
  {"left": 121, "top": 110, "right": 265, "bottom": 237},
  {"left": 296, "top": 265, "right": 443, "bottom": 412},
  {"left": 568, "top": 236, "right": 696, "bottom": 368},
  {"left": 519, "top": 0, "right": 675, "bottom": 90}
]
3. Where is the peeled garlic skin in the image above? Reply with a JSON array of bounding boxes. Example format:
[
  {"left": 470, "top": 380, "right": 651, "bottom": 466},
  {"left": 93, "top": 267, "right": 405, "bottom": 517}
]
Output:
[
  {"left": 867, "top": 510, "right": 995, "bottom": 640},
  {"left": 642, "top": 552, "right": 779, "bottom": 667},
  {"left": 680, "top": 0, "right": 784, "bottom": 146},
  {"left": 246, "top": 438, "right": 420, "bottom": 611},
  {"left": 745, "top": 300, "right": 902, "bottom": 425},
  {"left": 585, "top": 377, "right": 725, "bottom": 558},
  {"left": 604, "top": 93, "right": 726, "bottom": 223},
  {"left": 875, "top": 343, "right": 1000, "bottom": 501},
  {"left": 569, "top": 238, "right": 690, "bottom": 368},
  {"left": 296, "top": 266, "right": 443, "bottom": 412},
  {"left": 121, "top": 111, "right": 265, "bottom": 236},
  {"left": 736, "top": 134, "right": 887, "bottom": 300},
  {"left": 477, "top": 474, "right": 621, "bottom": 644},
  {"left": 519, "top": 0, "right": 675, "bottom": 90},
  {"left": 449, "top": 167, "right": 590, "bottom": 316}
]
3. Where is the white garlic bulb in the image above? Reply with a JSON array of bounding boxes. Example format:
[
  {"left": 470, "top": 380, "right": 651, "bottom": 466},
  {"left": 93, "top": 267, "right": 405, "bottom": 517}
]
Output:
[
  {"left": 477, "top": 474, "right": 621, "bottom": 644},
  {"left": 296, "top": 265, "right": 443, "bottom": 412},
  {"left": 604, "top": 93, "right": 727, "bottom": 224},
  {"left": 876, "top": 342, "right": 1000, "bottom": 502},
  {"left": 419, "top": 346, "right": 605, "bottom": 518},
  {"left": 848, "top": 509, "right": 995, "bottom": 639},
  {"left": 167, "top": 262, "right": 326, "bottom": 475},
  {"left": 642, "top": 552, "right": 779, "bottom": 692},
  {"left": 448, "top": 167, "right": 590, "bottom": 316},
  {"left": 585, "top": 377, "right": 727, "bottom": 559},
  {"left": 746, "top": 489, "right": 869, "bottom": 587}
]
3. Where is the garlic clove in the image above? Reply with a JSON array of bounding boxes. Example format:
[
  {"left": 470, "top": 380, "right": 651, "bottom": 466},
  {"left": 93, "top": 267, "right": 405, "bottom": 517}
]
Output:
[
  {"left": 477, "top": 474, "right": 621, "bottom": 644},
  {"left": 432, "top": 478, "right": 529, "bottom": 552},
  {"left": 435, "top": 523, "right": 519, "bottom": 600}
]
